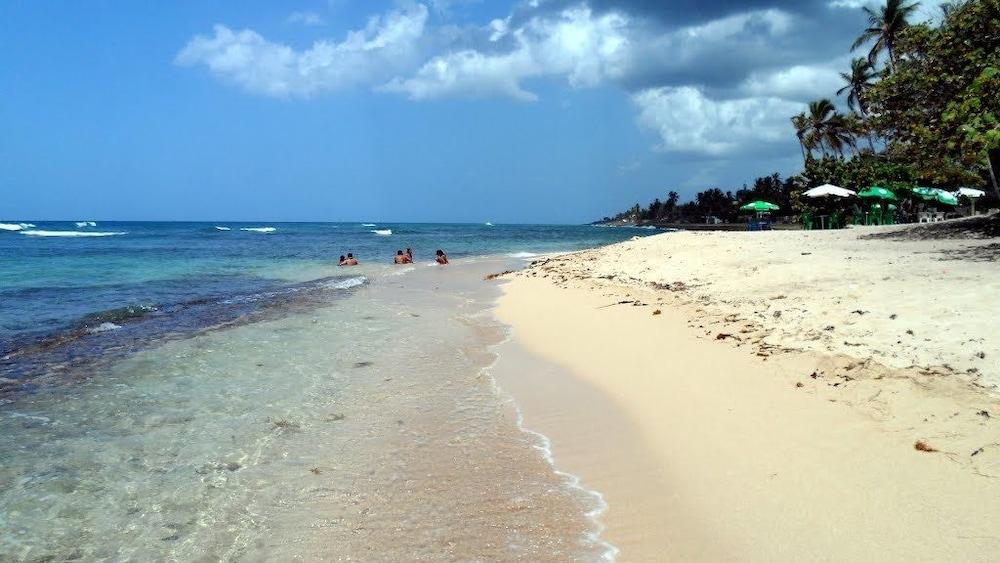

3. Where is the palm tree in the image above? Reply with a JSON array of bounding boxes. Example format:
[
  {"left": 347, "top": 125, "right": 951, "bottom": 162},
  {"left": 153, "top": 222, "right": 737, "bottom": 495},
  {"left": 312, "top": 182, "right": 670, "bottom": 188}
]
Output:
[
  {"left": 807, "top": 99, "right": 838, "bottom": 156},
  {"left": 791, "top": 112, "right": 812, "bottom": 162},
  {"left": 846, "top": 111, "right": 877, "bottom": 153},
  {"left": 851, "top": 0, "right": 920, "bottom": 71},
  {"left": 837, "top": 58, "right": 877, "bottom": 114}
]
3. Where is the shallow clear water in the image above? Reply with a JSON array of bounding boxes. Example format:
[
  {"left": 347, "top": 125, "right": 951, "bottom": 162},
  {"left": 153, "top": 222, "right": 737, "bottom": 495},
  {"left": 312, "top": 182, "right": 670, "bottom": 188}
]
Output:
[{"left": 0, "top": 222, "right": 650, "bottom": 560}]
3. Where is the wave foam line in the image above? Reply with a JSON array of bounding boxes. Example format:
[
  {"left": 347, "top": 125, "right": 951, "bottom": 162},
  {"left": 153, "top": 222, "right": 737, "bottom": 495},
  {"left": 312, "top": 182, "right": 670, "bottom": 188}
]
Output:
[
  {"left": 0, "top": 223, "right": 34, "bottom": 231},
  {"left": 483, "top": 324, "right": 619, "bottom": 562},
  {"left": 320, "top": 276, "right": 366, "bottom": 290},
  {"left": 20, "top": 230, "right": 126, "bottom": 237},
  {"left": 371, "top": 229, "right": 392, "bottom": 236},
  {"left": 240, "top": 227, "right": 276, "bottom": 233}
]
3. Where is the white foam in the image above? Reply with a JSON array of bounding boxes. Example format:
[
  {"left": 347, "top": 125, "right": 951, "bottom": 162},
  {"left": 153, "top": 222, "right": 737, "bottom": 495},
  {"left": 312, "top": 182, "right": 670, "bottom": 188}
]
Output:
[
  {"left": 485, "top": 222, "right": 494, "bottom": 226},
  {"left": 87, "top": 322, "right": 122, "bottom": 333},
  {"left": 484, "top": 330, "right": 619, "bottom": 562},
  {"left": 20, "top": 230, "right": 126, "bottom": 237},
  {"left": 371, "top": 229, "right": 392, "bottom": 236},
  {"left": 240, "top": 227, "right": 276, "bottom": 233},
  {"left": 214, "top": 226, "right": 231, "bottom": 231},
  {"left": 361, "top": 223, "right": 376, "bottom": 227},
  {"left": 321, "top": 276, "right": 367, "bottom": 290},
  {"left": 75, "top": 221, "right": 97, "bottom": 227},
  {"left": 0, "top": 223, "right": 24, "bottom": 231},
  {"left": 507, "top": 252, "right": 540, "bottom": 259}
]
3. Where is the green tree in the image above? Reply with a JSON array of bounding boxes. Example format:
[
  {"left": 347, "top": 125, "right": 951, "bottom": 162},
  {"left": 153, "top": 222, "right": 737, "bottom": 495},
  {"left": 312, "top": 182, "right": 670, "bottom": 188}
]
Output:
[
  {"left": 851, "top": 0, "right": 921, "bottom": 71},
  {"left": 866, "top": 0, "right": 1000, "bottom": 190},
  {"left": 837, "top": 58, "right": 877, "bottom": 113}
]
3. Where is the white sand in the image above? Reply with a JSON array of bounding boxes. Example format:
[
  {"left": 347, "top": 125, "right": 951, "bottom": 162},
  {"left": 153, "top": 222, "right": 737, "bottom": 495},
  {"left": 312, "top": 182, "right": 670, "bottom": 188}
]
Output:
[{"left": 493, "top": 225, "right": 1000, "bottom": 561}]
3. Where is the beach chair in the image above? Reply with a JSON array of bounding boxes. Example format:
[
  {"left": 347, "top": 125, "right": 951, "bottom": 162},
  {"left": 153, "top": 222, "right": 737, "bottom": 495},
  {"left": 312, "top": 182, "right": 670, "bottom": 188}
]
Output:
[
  {"left": 801, "top": 213, "right": 813, "bottom": 230},
  {"left": 829, "top": 211, "right": 842, "bottom": 229}
]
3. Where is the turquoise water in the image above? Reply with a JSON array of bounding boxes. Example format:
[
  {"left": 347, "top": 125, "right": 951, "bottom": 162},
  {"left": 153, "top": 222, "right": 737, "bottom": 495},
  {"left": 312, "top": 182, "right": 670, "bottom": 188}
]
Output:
[
  {"left": 1, "top": 221, "right": 650, "bottom": 390},
  {"left": 0, "top": 221, "right": 651, "bottom": 560}
]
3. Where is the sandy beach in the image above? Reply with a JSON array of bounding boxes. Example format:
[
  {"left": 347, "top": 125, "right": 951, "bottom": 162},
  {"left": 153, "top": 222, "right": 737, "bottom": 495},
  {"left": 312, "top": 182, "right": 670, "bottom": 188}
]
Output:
[{"left": 492, "top": 221, "right": 1000, "bottom": 561}]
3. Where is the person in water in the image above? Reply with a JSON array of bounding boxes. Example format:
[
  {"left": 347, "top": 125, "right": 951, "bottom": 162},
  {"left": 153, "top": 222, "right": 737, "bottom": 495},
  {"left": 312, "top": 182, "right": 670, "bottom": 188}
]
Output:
[
  {"left": 406, "top": 247, "right": 413, "bottom": 261},
  {"left": 435, "top": 249, "right": 449, "bottom": 265},
  {"left": 394, "top": 250, "right": 412, "bottom": 264},
  {"left": 342, "top": 253, "right": 359, "bottom": 266},
  {"left": 338, "top": 255, "right": 347, "bottom": 266}
]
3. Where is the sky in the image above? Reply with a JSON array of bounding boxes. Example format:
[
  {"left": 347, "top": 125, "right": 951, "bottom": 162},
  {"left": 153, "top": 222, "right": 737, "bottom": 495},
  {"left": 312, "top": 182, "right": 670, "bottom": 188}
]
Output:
[{"left": 0, "top": 0, "right": 950, "bottom": 223}]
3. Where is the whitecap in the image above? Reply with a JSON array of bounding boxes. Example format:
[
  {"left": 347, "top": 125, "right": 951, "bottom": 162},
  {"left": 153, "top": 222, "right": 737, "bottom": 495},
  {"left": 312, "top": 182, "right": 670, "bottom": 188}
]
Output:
[
  {"left": 74, "top": 221, "right": 97, "bottom": 227},
  {"left": 485, "top": 222, "right": 494, "bottom": 226},
  {"left": 371, "top": 229, "right": 392, "bottom": 236},
  {"left": 87, "top": 322, "right": 122, "bottom": 333},
  {"left": 20, "top": 230, "right": 126, "bottom": 237},
  {"left": 361, "top": 223, "right": 376, "bottom": 227},
  {"left": 240, "top": 227, "right": 276, "bottom": 233},
  {"left": 214, "top": 226, "right": 231, "bottom": 231},
  {"left": 0, "top": 223, "right": 24, "bottom": 231}
]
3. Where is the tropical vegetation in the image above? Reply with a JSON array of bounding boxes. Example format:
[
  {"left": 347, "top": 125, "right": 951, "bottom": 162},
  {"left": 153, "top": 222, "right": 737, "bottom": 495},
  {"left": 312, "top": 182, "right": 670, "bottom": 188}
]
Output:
[{"left": 604, "top": 0, "right": 999, "bottom": 225}]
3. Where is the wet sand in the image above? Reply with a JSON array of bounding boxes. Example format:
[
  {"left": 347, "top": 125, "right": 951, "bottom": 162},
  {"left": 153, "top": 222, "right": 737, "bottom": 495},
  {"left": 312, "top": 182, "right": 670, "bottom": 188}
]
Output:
[{"left": 492, "top": 227, "right": 1000, "bottom": 561}]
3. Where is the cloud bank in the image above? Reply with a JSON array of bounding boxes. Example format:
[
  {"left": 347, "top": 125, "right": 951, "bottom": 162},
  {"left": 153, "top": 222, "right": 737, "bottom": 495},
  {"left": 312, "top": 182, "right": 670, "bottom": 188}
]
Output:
[{"left": 176, "top": 1, "right": 883, "bottom": 157}]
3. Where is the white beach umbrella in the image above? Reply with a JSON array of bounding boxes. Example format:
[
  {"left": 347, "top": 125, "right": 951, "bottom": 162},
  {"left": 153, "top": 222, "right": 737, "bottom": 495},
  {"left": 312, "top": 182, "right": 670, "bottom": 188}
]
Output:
[
  {"left": 803, "top": 184, "right": 857, "bottom": 198},
  {"left": 955, "top": 187, "right": 986, "bottom": 198},
  {"left": 954, "top": 187, "right": 987, "bottom": 215}
]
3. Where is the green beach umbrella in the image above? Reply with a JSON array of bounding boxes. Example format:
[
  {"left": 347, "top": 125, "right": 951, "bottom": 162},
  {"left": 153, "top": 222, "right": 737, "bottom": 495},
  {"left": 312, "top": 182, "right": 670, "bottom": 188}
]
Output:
[
  {"left": 739, "top": 200, "right": 779, "bottom": 212},
  {"left": 935, "top": 190, "right": 959, "bottom": 206},
  {"left": 913, "top": 187, "right": 958, "bottom": 206},
  {"left": 911, "top": 187, "right": 939, "bottom": 200},
  {"left": 857, "top": 186, "right": 898, "bottom": 201}
]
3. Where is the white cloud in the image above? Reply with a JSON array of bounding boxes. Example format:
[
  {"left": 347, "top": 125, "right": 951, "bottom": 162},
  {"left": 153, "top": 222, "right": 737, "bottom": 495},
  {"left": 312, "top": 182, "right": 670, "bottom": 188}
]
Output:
[
  {"left": 175, "top": 4, "right": 428, "bottom": 97},
  {"left": 174, "top": 2, "right": 818, "bottom": 157},
  {"left": 679, "top": 8, "right": 793, "bottom": 40},
  {"left": 382, "top": 5, "right": 629, "bottom": 100},
  {"left": 739, "top": 61, "right": 846, "bottom": 101},
  {"left": 286, "top": 11, "right": 325, "bottom": 26},
  {"left": 632, "top": 86, "right": 801, "bottom": 155},
  {"left": 828, "top": 0, "right": 951, "bottom": 22}
]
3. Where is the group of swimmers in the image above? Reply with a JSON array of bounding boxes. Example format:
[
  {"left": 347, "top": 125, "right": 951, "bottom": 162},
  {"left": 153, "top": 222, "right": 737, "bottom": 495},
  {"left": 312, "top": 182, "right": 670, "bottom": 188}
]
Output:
[{"left": 339, "top": 248, "right": 448, "bottom": 266}]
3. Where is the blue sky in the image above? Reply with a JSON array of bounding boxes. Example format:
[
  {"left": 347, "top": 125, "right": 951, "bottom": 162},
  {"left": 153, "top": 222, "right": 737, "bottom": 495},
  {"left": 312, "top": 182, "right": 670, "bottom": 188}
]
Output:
[{"left": 0, "top": 0, "right": 949, "bottom": 223}]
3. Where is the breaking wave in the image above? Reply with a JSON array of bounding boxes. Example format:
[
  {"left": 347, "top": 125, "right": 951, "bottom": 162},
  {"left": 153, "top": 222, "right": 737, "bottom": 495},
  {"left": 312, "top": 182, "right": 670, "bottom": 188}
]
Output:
[{"left": 20, "top": 230, "right": 126, "bottom": 237}]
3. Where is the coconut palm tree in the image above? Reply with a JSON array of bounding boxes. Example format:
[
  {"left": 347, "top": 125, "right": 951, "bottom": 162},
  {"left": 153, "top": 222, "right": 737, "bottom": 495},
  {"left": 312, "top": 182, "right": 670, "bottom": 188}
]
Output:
[
  {"left": 807, "top": 99, "right": 838, "bottom": 156},
  {"left": 791, "top": 112, "right": 812, "bottom": 162},
  {"left": 851, "top": 0, "right": 920, "bottom": 71},
  {"left": 837, "top": 58, "right": 877, "bottom": 114}
]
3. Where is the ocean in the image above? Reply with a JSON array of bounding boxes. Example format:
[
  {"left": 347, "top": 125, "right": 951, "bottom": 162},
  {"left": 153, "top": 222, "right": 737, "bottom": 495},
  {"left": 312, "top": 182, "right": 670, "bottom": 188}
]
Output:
[{"left": 0, "top": 221, "right": 652, "bottom": 561}]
